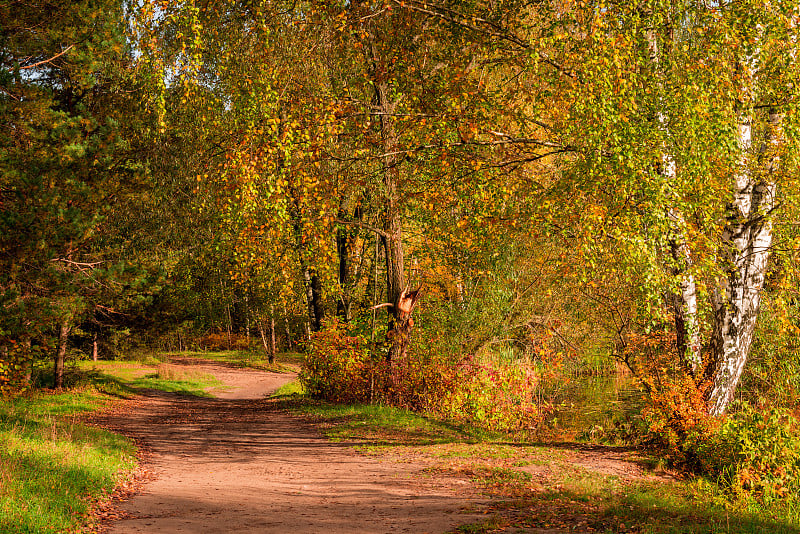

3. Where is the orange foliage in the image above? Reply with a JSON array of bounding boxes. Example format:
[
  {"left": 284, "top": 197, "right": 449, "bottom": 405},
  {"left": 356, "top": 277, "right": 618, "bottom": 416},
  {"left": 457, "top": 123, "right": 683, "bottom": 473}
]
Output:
[
  {"left": 300, "top": 321, "right": 552, "bottom": 434},
  {"left": 622, "top": 331, "right": 716, "bottom": 466},
  {"left": 0, "top": 339, "right": 31, "bottom": 397},
  {"left": 197, "top": 332, "right": 251, "bottom": 352}
]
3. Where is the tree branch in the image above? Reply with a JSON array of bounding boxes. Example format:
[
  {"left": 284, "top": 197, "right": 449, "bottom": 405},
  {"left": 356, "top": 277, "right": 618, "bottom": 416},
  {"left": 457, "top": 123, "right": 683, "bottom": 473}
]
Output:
[
  {"left": 390, "top": 0, "right": 580, "bottom": 80},
  {"left": 335, "top": 218, "right": 391, "bottom": 239},
  {"left": 20, "top": 45, "right": 74, "bottom": 70}
]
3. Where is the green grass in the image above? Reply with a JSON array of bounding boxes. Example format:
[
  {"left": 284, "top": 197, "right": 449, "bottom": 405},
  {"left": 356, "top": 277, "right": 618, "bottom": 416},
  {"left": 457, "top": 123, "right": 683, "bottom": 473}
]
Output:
[
  {"left": 77, "top": 360, "right": 224, "bottom": 397},
  {"left": 0, "top": 355, "right": 241, "bottom": 532},
  {"left": 74, "top": 360, "right": 150, "bottom": 382},
  {"left": 454, "top": 472, "right": 800, "bottom": 533},
  {"left": 298, "top": 402, "right": 502, "bottom": 446},
  {"left": 131, "top": 363, "right": 224, "bottom": 397},
  {"left": 0, "top": 386, "right": 136, "bottom": 533},
  {"left": 271, "top": 378, "right": 305, "bottom": 398},
  {"left": 153, "top": 350, "right": 300, "bottom": 373}
]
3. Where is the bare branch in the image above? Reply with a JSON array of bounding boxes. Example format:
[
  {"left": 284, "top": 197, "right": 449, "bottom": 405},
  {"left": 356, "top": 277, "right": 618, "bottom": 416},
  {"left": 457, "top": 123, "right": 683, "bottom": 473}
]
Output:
[
  {"left": 390, "top": 0, "right": 580, "bottom": 80},
  {"left": 335, "top": 218, "right": 391, "bottom": 240},
  {"left": 20, "top": 45, "right": 74, "bottom": 70},
  {"left": 50, "top": 257, "right": 103, "bottom": 269}
]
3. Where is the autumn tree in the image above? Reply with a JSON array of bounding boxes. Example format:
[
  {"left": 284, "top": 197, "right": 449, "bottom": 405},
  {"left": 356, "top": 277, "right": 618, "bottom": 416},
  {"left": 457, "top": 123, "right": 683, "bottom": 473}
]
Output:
[{"left": 399, "top": 0, "right": 800, "bottom": 415}]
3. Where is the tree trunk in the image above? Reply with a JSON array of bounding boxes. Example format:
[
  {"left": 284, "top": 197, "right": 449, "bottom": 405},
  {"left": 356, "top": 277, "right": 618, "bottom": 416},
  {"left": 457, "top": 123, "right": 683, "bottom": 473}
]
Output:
[
  {"left": 387, "top": 287, "right": 421, "bottom": 363},
  {"left": 645, "top": 20, "right": 702, "bottom": 373},
  {"left": 54, "top": 321, "right": 70, "bottom": 389},
  {"left": 670, "top": 231, "right": 701, "bottom": 373},
  {"left": 220, "top": 278, "right": 232, "bottom": 348},
  {"left": 302, "top": 265, "right": 324, "bottom": 332},
  {"left": 283, "top": 302, "right": 292, "bottom": 350},
  {"left": 279, "top": 105, "right": 325, "bottom": 333},
  {"left": 92, "top": 331, "right": 99, "bottom": 362},
  {"left": 707, "top": 110, "right": 781, "bottom": 415},
  {"left": 269, "top": 304, "right": 276, "bottom": 364},
  {"left": 245, "top": 293, "right": 251, "bottom": 340},
  {"left": 370, "top": 236, "right": 379, "bottom": 346},
  {"left": 22, "top": 336, "right": 32, "bottom": 384},
  {"left": 336, "top": 197, "right": 360, "bottom": 322},
  {"left": 367, "top": 38, "right": 409, "bottom": 363},
  {"left": 258, "top": 317, "right": 270, "bottom": 355}
]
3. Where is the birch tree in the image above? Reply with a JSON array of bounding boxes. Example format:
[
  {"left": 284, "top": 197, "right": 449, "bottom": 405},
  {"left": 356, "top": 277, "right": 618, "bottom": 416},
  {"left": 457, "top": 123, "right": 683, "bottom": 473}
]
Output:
[{"left": 401, "top": 0, "right": 800, "bottom": 415}]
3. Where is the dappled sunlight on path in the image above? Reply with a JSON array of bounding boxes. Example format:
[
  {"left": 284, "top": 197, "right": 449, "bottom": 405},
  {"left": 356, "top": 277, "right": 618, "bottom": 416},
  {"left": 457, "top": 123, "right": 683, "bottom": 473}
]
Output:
[{"left": 93, "top": 361, "right": 485, "bottom": 534}]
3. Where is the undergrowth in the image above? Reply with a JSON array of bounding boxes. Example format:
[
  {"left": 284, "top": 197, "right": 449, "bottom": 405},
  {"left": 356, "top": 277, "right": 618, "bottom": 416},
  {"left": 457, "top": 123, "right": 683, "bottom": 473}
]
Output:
[
  {"left": 625, "top": 332, "right": 800, "bottom": 527},
  {"left": 300, "top": 320, "right": 553, "bottom": 434},
  {"left": 296, "top": 399, "right": 800, "bottom": 534}
]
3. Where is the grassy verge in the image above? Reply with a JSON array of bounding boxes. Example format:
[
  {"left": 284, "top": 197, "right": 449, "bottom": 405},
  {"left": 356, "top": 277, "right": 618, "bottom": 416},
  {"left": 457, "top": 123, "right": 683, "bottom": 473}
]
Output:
[
  {"left": 0, "top": 385, "right": 136, "bottom": 533},
  {"left": 143, "top": 350, "right": 301, "bottom": 373},
  {"left": 76, "top": 360, "right": 224, "bottom": 397},
  {"left": 298, "top": 402, "right": 502, "bottom": 445},
  {"left": 271, "top": 378, "right": 304, "bottom": 398},
  {"left": 291, "top": 399, "right": 800, "bottom": 534},
  {"left": 0, "top": 355, "right": 240, "bottom": 533}
]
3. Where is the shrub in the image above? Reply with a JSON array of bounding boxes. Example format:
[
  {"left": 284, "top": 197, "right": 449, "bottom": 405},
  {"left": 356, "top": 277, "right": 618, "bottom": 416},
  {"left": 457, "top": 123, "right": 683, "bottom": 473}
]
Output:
[
  {"left": 629, "top": 332, "right": 800, "bottom": 518},
  {"left": 442, "top": 356, "right": 546, "bottom": 433},
  {"left": 197, "top": 331, "right": 251, "bottom": 351},
  {"left": 697, "top": 403, "right": 800, "bottom": 516},
  {"left": 0, "top": 339, "right": 33, "bottom": 397},
  {"left": 300, "top": 321, "right": 550, "bottom": 435},
  {"left": 300, "top": 321, "right": 375, "bottom": 403},
  {"left": 640, "top": 370, "right": 716, "bottom": 466}
]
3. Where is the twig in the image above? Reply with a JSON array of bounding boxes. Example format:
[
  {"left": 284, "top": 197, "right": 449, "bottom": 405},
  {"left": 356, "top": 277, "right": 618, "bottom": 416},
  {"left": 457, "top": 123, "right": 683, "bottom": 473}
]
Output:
[{"left": 50, "top": 258, "right": 103, "bottom": 269}]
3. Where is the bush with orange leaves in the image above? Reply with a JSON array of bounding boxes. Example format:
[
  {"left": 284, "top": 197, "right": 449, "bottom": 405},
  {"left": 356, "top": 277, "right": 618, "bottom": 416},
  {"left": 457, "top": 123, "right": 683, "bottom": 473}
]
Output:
[
  {"left": 621, "top": 330, "right": 716, "bottom": 466},
  {"left": 300, "top": 320, "right": 550, "bottom": 434},
  {"left": 197, "top": 332, "right": 251, "bottom": 351},
  {"left": 0, "top": 339, "right": 31, "bottom": 397},
  {"left": 625, "top": 330, "right": 800, "bottom": 517}
]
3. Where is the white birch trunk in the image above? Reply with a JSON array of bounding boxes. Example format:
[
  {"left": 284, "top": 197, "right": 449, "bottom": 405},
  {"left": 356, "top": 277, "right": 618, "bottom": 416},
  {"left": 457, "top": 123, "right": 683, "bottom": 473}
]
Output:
[
  {"left": 258, "top": 317, "right": 270, "bottom": 353},
  {"left": 670, "top": 235, "right": 702, "bottom": 372},
  {"left": 708, "top": 111, "right": 781, "bottom": 416},
  {"left": 646, "top": 24, "right": 701, "bottom": 370}
]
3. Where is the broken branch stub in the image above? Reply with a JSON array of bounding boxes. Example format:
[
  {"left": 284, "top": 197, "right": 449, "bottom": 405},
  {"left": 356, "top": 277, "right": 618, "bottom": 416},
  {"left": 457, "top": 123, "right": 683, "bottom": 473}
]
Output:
[{"left": 396, "top": 286, "right": 422, "bottom": 318}]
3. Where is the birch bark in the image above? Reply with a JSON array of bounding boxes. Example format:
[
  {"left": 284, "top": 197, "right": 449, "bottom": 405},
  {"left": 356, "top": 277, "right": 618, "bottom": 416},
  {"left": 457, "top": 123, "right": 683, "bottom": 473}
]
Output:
[
  {"left": 645, "top": 20, "right": 701, "bottom": 371},
  {"left": 707, "top": 110, "right": 781, "bottom": 415}
]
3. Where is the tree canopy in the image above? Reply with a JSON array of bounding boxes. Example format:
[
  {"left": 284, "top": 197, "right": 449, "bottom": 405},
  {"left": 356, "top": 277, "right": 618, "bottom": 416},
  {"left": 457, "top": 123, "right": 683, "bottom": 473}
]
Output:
[{"left": 1, "top": 0, "right": 799, "bottom": 418}]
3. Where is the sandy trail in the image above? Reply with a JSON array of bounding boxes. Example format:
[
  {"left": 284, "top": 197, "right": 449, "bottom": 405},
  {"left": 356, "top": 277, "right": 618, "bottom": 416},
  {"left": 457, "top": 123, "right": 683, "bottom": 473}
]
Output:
[{"left": 95, "top": 360, "right": 483, "bottom": 533}]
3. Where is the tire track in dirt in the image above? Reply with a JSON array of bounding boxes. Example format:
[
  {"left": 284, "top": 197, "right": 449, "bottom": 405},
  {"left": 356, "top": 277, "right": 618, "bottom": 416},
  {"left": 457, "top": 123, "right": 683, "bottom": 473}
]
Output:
[{"left": 94, "top": 360, "right": 485, "bottom": 533}]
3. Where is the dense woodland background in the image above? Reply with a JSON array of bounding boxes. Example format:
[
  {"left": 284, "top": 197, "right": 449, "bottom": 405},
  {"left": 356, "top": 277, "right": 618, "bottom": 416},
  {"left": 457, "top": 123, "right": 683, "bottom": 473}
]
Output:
[{"left": 2, "top": 0, "right": 800, "bottom": 519}]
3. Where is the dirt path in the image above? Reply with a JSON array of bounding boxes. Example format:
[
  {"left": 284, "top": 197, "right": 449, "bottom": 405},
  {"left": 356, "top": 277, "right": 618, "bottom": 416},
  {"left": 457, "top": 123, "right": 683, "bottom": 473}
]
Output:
[{"left": 94, "top": 360, "right": 485, "bottom": 534}]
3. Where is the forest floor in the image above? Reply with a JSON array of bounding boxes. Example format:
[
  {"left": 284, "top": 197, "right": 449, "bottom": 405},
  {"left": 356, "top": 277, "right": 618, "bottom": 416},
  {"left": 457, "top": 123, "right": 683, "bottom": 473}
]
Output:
[{"left": 84, "top": 357, "right": 765, "bottom": 534}]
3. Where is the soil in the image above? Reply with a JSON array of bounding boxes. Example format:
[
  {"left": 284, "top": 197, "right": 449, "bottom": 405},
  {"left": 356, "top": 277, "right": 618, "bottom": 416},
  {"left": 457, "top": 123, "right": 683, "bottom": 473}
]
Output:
[{"left": 91, "top": 359, "right": 488, "bottom": 534}]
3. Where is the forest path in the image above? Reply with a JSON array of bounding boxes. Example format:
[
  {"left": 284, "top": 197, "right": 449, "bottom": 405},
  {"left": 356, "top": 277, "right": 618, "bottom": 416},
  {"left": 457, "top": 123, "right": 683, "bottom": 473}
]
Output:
[{"left": 92, "top": 359, "right": 486, "bottom": 534}]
